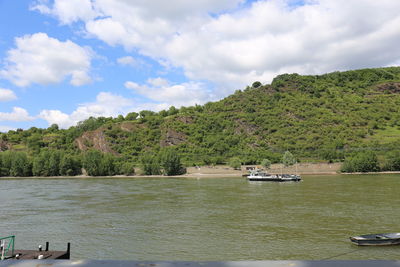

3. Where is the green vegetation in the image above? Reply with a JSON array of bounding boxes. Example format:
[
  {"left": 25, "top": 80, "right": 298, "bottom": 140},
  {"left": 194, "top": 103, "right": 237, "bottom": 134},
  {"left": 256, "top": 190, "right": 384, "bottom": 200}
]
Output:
[
  {"left": 159, "top": 148, "right": 186, "bottom": 176},
  {"left": 140, "top": 153, "right": 161, "bottom": 175},
  {"left": 228, "top": 157, "right": 242, "bottom": 170},
  {"left": 341, "top": 151, "right": 380, "bottom": 173},
  {"left": 2, "top": 66, "right": 400, "bottom": 176},
  {"left": 261, "top": 159, "right": 271, "bottom": 169},
  {"left": 282, "top": 151, "right": 296, "bottom": 167}
]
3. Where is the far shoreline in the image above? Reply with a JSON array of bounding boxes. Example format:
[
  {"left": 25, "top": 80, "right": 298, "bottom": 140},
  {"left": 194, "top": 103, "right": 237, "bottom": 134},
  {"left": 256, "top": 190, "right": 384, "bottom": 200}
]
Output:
[{"left": 2, "top": 163, "right": 400, "bottom": 179}]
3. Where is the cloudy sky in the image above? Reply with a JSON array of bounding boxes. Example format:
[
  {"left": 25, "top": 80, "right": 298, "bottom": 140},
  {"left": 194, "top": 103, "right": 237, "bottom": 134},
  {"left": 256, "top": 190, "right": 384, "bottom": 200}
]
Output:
[{"left": 0, "top": 0, "right": 399, "bottom": 131}]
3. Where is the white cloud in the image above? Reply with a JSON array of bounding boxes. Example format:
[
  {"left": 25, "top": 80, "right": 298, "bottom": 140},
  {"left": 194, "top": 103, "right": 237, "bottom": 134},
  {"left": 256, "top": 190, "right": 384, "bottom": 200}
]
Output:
[
  {"left": 34, "top": 0, "right": 400, "bottom": 95},
  {"left": 31, "top": 0, "right": 97, "bottom": 24},
  {"left": 0, "top": 88, "right": 17, "bottom": 102},
  {"left": 38, "top": 88, "right": 198, "bottom": 128},
  {"left": 0, "top": 107, "right": 35, "bottom": 122},
  {"left": 0, "top": 32, "right": 92, "bottom": 87},
  {"left": 117, "top": 56, "right": 136, "bottom": 66},
  {"left": 0, "top": 125, "right": 15, "bottom": 133},
  {"left": 125, "top": 78, "right": 214, "bottom": 107},
  {"left": 39, "top": 92, "right": 134, "bottom": 128}
]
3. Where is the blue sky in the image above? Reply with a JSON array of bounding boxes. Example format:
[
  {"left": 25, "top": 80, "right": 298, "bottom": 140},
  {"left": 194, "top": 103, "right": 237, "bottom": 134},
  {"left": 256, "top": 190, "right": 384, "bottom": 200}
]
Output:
[{"left": 0, "top": 0, "right": 399, "bottom": 131}]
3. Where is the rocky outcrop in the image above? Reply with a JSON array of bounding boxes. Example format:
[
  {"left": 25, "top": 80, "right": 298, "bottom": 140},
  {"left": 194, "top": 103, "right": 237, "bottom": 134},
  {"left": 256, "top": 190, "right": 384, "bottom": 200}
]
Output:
[
  {"left": 234, "top": 119, "right": 258, "bottom": 135},
  {"left": 75, "top": 129, "right": 116, "bottom": 154},
  {"left": 160, "top": 129, "right": 187, "bottom": 147},
  {"left": 0, "top": 140, "right": 11, "bottom": 151},
  {"left": 375, "top": 82, "right": 400, "bottom": 93},
  {"left": 176, "top": 116, "right": 193, "bottom": 124}
]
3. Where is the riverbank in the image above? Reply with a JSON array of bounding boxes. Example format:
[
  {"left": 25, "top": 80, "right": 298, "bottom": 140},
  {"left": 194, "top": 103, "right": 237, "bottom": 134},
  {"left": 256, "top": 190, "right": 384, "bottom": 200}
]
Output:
[
  {"left": 179, "top": 162, "right": 342, "bottom": 178},
  {"left": 0, "top": 163, "right": 341, "bottom": 179},
  {"left": 3, "top": 162, "right": 400, "bottom": 179}
]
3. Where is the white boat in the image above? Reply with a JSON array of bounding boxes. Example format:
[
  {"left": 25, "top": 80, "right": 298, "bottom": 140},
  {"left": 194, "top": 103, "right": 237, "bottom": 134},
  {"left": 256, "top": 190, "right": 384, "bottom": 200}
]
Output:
[{"left": 247, "top": 169, "right": 301, "bottom": 182}]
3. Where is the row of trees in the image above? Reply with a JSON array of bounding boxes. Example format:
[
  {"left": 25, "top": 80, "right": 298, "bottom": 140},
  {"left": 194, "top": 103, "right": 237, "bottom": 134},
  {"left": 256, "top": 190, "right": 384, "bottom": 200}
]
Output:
[
  {"left": 0, "top": 148, "right": 186, "bottom": 177},
  {"left": 341, "top": 151, "right": 400, "bottom": 173},
  {"left": 228, "top": 149, "right": 400, "bottom": 174},
  {"left": 141, "top": 148, "right": 186, "bottom": 176}
]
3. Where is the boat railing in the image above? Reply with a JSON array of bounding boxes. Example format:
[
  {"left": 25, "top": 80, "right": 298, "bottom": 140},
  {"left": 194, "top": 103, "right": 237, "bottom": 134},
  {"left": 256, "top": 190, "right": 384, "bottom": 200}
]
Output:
[{"left": 0, "top": 235, "right": 15, "bottom": 260}]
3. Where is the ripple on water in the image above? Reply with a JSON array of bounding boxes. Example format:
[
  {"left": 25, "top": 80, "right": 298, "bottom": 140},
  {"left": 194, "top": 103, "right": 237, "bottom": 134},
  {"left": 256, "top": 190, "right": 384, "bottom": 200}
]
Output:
[{"left": 1, "top": 175, "right": 400, "bottom": 260}]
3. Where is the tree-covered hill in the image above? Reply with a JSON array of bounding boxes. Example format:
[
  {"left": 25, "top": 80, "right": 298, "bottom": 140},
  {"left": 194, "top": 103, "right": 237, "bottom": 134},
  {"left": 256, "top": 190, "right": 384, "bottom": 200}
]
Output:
[{"left": 1, "top": 66, "right": 400, "bottom": 176}]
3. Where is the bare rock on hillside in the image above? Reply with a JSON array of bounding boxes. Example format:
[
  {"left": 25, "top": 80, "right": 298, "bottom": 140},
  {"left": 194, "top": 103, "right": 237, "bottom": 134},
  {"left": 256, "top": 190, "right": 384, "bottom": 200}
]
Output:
[
  {"left": 0, "top": 140, "right": 11, "bottom": 151},
  {"left": 376, "top": 82, "right": 400, "bottom": 93},
  {"left": 75, "top": 130, "right": 116, "bottom": 154},
  {"left": 176, "top": 116, "right": 193, "bottom": 124},
  {"left": 234, "top": 119, "right": 258, "bottom": 135},
  {"left": 160, "top": 129, "right": 187, "bottom": 147},
  {"left": 119, "top": 121, "right": 144, "bottom": 132}
]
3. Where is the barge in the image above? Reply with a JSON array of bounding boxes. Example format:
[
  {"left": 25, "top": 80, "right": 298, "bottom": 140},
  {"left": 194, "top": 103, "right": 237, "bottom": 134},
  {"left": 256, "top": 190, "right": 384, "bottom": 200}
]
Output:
[{"left": 247, "top": 169, "right": 301, "bottom": 182}]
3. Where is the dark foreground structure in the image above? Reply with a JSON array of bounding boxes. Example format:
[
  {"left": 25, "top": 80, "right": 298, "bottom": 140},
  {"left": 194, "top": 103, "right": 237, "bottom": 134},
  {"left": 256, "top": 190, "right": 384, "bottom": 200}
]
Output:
[
  {"left": 0, "top": 260, "right": 400, "bottom": 267},
  {"left": 0, "top": 236, "right": 70, "bottom": 260}
]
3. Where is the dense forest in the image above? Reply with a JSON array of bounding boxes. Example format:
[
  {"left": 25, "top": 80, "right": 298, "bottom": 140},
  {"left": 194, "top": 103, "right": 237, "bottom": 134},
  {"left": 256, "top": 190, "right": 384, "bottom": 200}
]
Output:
[{"left": 2, "top": 66, "right": 400, "bottom": 176}]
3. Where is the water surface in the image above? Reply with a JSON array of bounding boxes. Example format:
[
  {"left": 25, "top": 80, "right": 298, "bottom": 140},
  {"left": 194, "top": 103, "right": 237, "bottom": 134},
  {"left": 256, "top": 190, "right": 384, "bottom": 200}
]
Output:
[{"left": 1, "top": 175, "right": 400, "bottom": 260}]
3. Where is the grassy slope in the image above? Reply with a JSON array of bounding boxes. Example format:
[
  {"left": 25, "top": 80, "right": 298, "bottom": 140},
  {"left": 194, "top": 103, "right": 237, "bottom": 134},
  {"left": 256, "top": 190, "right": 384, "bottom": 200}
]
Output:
[{"left": 2, "top": 66, "right": 400, "bottom": 165}]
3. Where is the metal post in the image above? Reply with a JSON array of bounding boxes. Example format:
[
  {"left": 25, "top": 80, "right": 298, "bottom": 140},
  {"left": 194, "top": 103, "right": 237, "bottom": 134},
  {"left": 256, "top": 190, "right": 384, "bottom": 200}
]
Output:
[{"left": 66, "top": 242, "right": 70, "bottom": 259}]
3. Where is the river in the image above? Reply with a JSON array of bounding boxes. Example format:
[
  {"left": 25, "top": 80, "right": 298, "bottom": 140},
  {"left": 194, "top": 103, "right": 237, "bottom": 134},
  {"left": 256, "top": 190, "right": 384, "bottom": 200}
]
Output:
[{"left": 0, "top": 174, "right": 399, "bottom": 260}]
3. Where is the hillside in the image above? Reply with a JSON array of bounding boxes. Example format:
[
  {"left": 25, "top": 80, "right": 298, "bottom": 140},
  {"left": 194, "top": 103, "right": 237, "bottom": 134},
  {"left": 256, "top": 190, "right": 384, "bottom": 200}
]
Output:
[{"left": 1, "top": 66, "right": 400, "bottom": 175}]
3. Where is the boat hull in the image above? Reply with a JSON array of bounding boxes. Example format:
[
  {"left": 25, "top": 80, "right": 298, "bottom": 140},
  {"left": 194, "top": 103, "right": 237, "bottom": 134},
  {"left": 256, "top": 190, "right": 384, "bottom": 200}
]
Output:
[
  {"left": 350, "top": 233, "right": 400, "bottom": 246},
  {"left": 247, "top": 176, "right": 301, "bottom": 182},
  {"left": 246, "top": 170, "right": 301, "bottom": 182}
]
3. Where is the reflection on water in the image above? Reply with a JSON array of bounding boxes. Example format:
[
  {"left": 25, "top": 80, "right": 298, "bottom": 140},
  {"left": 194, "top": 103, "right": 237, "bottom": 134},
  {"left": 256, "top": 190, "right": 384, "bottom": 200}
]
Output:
[{"left": 0, "top": 175, "right": 400, "bottom": 260}]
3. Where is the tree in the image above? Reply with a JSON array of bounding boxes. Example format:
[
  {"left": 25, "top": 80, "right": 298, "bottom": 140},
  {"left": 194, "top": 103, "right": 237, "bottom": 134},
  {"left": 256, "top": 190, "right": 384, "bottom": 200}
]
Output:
[
  {"left": 160, "top": 148, "right": 185, "bottom": 176},
  {"left": 168, "top": 106, "right": 178, "bottom": 116},
  {"left": 341, "top": 151, "right": 380, "bottom": 173},
  {"left": 0, "top": 151, "right": 12, "bottom": 176},
  {"left": 382, "top": 151, "right": 400, "bottom": 171},
  {"left": 282, "top": 151, "right": 296, "bottom": 167},
  {"left": 229, "top": 157, "right": 242, "bottom": 170},
  {"left": 32, "top": 151, "right": 49, "bottom": 176},
  {"left": 59, "top": 154, "right": 81, "bottom": 176},
  {"left": 101, "top": 153, "right": 117, "bottom": 176},
  {"left": 83, "top": 150, "right": 103, "bottom": 176},
  {"left": 125, "top": 112, "right": 138, "bottom": 121},
  {"left": 119, "top": 162, "right": 135, "bottom": 175},
  {"left": 252, "top": 81, "right": 262, "bottom": 88},
  {"left": 261, "top": 158, "right": 271, "bottom": 169},
  {"left": 10, "top": 152, "right": 32, "bottom": 177},
  {"left": 48, "top": 150, "right": 62, "bottom": 176},
  {"left": 26, "top": 133, "right": 44, "bottom": 153},
  {"left": 48, "top": 124, "right": 59, "bottom": 132},
  {"left": 140, "top": 153, "right": 161, "bottom": 175}
]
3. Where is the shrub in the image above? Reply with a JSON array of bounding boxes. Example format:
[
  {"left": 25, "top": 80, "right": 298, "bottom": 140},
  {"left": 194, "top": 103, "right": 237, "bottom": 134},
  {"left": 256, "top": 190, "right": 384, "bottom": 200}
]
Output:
[
  {"left": 229, "top": 157, "right": 242, "bottom": 170},
  {"left": 261, "top": 159, "right": 271, "bottom": 169},
  {"left": 341, "top": 151, "right": 380, "bottom": 173}
]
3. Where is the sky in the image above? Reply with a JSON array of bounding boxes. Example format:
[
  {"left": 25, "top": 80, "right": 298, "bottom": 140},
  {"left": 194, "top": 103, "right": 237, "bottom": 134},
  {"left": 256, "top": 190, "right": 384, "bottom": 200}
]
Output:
[{"left": 0, "top": 0, "right": 399, "bottom": 131}]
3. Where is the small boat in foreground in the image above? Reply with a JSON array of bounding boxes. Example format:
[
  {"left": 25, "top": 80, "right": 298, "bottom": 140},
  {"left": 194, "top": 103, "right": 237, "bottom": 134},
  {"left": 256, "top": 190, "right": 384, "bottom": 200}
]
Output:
[
  {"left": 350, "top": 233, "right": 400, "bottom": 246},
  {"left": 247, "top": 169, "right": 301, "bottom": 182}
]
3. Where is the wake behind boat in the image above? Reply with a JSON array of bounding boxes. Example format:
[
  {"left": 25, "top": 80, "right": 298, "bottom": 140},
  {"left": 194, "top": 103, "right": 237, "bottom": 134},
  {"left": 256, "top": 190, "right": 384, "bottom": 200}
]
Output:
[{"left": 247, "top": 169, "right": 301, "bottom": 182}]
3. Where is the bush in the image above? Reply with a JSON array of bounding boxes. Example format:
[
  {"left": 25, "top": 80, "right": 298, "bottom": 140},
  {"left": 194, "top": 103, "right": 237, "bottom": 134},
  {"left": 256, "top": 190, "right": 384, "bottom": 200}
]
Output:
[
  {"left": 341, "top": 151, "right": 380, "bottom": 173},
  {"left": 282, "top": 151, "right": 296, "bottom": 167},
  {"left": 140, "top": 153, "right": 161, "bottom": 175},
  {"left": 120, "top": 162, "right": 135, "bottom": 175},
  {"left": 382, "top": 151, "right": 400, "bottom": 171},
  {"left": 160, "top": 148, "right": 185, "bottom": 176},
  {"left": 229, "top": 157, "right": 242, "bottom": 170},
  {"left": 261, "top": 158, "right": 271, "bottom": 169}
]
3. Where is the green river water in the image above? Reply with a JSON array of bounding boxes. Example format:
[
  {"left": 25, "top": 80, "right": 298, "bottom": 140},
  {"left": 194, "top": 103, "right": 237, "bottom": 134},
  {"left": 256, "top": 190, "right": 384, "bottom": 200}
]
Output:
[{"left": 0, "top": 174, "right": 400, "bottom": 260}]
